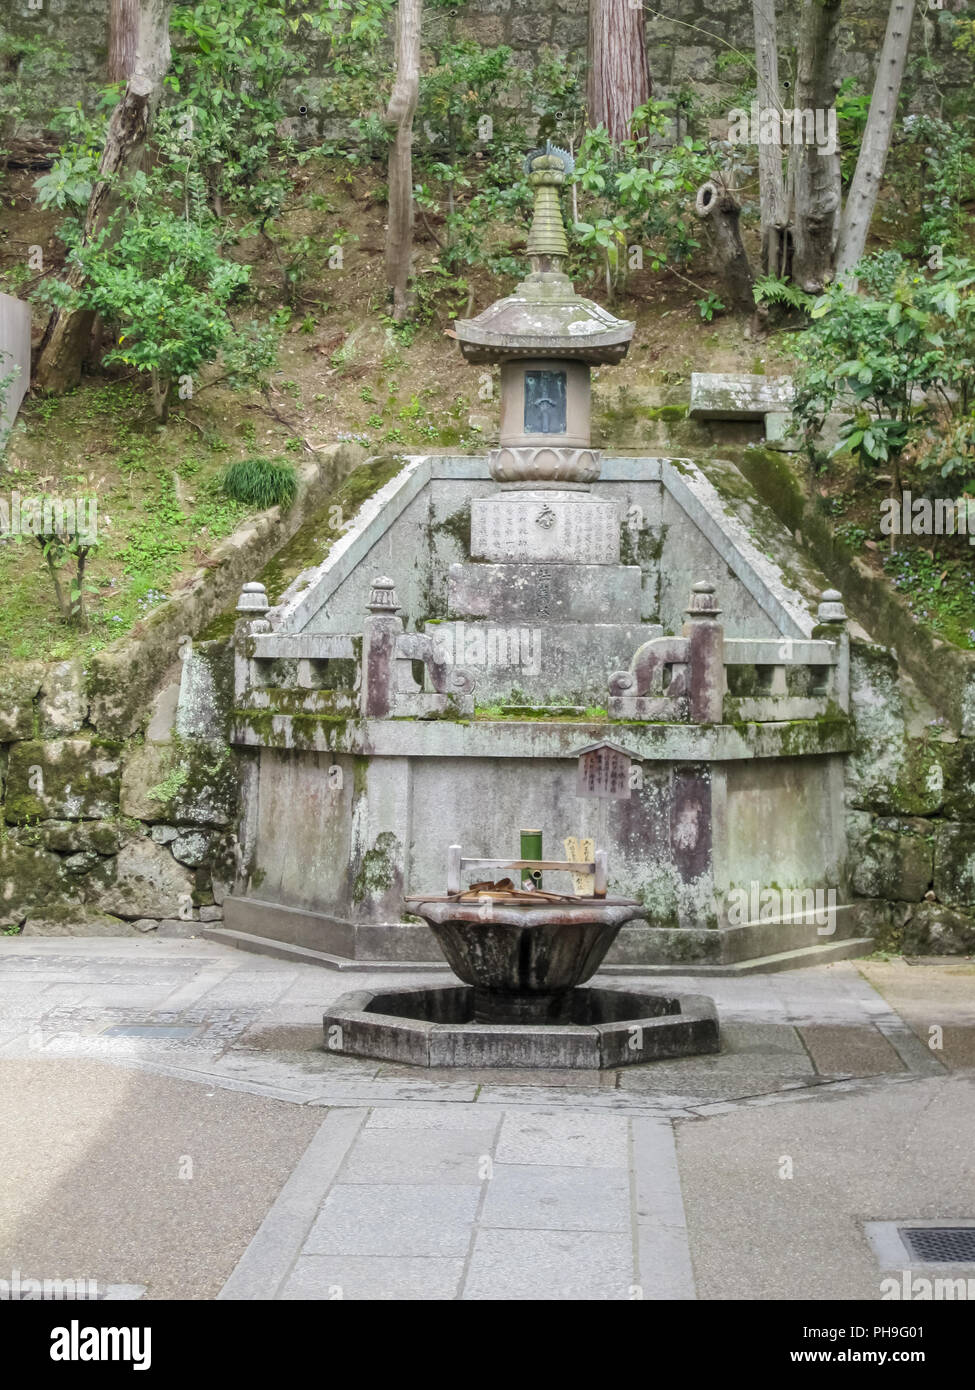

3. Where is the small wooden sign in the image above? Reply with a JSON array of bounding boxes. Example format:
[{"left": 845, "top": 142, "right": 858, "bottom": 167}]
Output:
[
  {"left": 564, "top": 836, "right": 595, "bottom": 895},
  {"left": 576, "top": 743, "right": 632, "bottom": 799}
]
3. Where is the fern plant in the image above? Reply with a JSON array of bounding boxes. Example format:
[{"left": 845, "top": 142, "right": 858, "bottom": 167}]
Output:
[{"left": 753, "top": 275, "right": 814, "bottom": 312}]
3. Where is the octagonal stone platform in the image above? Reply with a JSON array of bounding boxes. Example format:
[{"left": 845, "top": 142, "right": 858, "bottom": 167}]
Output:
[{"left": 322, "top": 984, "right": 719, "bottom": 1069}]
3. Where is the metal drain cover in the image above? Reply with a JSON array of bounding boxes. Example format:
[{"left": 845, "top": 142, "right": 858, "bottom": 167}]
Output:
[{"left": 899, "top": 1227, "right": 975, "bottom": 1263}]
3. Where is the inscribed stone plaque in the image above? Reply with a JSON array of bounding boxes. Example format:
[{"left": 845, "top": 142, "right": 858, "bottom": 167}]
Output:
[
  {"left": 470, "top": 494, "right": 620, "bottom": 563},
  {"left": 524, "top": 370, "right": 567, "bottom": 435}
]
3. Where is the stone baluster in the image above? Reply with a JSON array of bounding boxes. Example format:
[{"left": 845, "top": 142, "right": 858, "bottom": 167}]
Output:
[
  {"left": 684, "top": 581, "right": 724, "bottom": 724},
  {"left": 815, "top": 589, "right": 849, "bottom": 711},
  {"left": 233, "top": 581, "right": 271, "bottom": 703},
  {"left": 362, "top": 576, "right": 404, "bottom": 718}
]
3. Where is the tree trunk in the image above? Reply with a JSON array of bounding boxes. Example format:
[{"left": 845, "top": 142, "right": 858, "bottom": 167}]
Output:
[
  {"left": 587, "top": 0, "right": 652, "bottom": 143},
  {"left": 384, "top": 0, "right": 421, "bottom": 322},
  {"left": 108, "top": 0, "right": 141, "bottom": 82},
  {"left": 150, "top": 368, "right": 171, "bottom": 423},
  {"left": 835, "top": 0, "right": 916, "bottom": 278},
  {"left": 792, "top": 0, "right": 843, "bottom": 291},
  {"left": 35, "top": 0, "right": 172, "bottom": 394},
  {"left": 752, "top": 0, "right": 789, "bottom": 277},
  {"left": 695, "top": 180, "right": 756, "bottom": 314}
]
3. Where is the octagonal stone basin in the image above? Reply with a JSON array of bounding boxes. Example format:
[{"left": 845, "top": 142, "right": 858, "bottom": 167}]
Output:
[
  {"left": 403, "top": 895, "right": 646, "bottom": 1025},
  {"left": 323, "top": 984, "right": 719, "bottom": 1069}
]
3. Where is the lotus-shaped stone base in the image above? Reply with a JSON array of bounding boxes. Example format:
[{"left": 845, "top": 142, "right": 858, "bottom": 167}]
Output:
[{"left": 403, "top": 896, "right": 646, "bottom": 1024}]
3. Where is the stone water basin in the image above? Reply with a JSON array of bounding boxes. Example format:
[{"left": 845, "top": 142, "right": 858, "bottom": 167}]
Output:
[
  {"left": 321, "top": 892, "right": 720, "bottom": 1068},
  {"left": 403, "top": 894, "right": 645, "bottom": 1024}
]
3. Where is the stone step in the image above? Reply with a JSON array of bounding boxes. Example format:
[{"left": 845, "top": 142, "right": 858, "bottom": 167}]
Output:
[
  {"left": 201, "top": 925, "right": 449, "bottom": 973},
  {"left": 600, "top": 936, "right": 876, "bottom": 977},
  {"left": 203, "top": 925, "right": 875, "bottom": 977},
  {"left": 446, "top": 561, "right": 643, "bottom": 623}
]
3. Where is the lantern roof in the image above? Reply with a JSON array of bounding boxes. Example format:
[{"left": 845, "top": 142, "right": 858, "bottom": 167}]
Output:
[{"left": 454, "top": 145, "right": 634, "bottom": 366}]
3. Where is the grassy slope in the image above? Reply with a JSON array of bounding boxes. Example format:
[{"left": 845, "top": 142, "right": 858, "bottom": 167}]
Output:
[{"left": 2, "top": 157, "right": 971, "bottom": 660}]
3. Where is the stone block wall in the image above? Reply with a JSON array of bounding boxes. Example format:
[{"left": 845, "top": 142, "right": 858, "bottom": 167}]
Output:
[
  {"left": 0, "top": 645, "right": 241, "bottom": 937},
  {"left": 845, "top": 640, "right": 975, "bottom": 955},
  {"left": 3, "top": 0, "right": 968, "bottom": 141}
]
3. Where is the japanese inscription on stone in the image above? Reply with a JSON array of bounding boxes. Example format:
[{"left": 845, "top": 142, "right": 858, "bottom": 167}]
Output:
[{"left": 471, "top": 496, "right": 620, "bottom": 563}]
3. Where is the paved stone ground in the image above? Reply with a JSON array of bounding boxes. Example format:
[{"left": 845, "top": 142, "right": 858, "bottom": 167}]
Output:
[{"left": 0, "top": 939, "right": 971, "bottom": 1300}]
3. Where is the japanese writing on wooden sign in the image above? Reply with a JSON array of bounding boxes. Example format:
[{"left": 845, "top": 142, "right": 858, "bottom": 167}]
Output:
[{"left": 577, "top": 746, "right": 631, "bottom": 799}]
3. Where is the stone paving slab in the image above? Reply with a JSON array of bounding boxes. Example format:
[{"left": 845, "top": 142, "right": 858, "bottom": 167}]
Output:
[
  {"left": 797, "top": 1024, "right": 905, "bottom": 1075},
  {"left": 1, "top": 938, "right": 971, "bottom": 1302},
  {"left": 340, "top": 1128, "right": 498, "bottom": 1185},
  {"left": 495, "top": 1110, "right": 629, "bottom": 1166},
  {"left": 304, "top": 1185, "right": 484, "bottom": 1258},
  {"left": 479, "top": 1164, "right": 631, "bottom": 1232},
  {"left": 280, "top": 1255, "right": 465, "bottom": 1300},
  {"left": 462, "top": 1229, "right": 634, "bottom": 1301},
  {"left": 365, "top": 1104, "right": 508, "bottom": 1131}
]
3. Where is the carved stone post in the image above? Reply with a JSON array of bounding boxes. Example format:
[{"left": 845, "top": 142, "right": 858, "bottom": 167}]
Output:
[
  {"left": 362, "top": 576, "right": 404, "bottom": 718},
  {"left": 684, "top": 581, "right": 724, "bottom": 724},
  {"left": 233, "top": 581, "right": 271, "bottom": 703},
  {"left": 815, "top": 588, "right": 849, "bottom": 711}
]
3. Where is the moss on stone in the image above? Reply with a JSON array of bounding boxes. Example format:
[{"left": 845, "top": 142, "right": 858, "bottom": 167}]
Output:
[
  {"left": 230, "top": 454, "right": 406, "bottom": 610},
  {"left": 431, "top": 505, "right": 472, "bottom": 558},
  {"left": 351, "top": 830, "right": 401, "bottom": 904}
]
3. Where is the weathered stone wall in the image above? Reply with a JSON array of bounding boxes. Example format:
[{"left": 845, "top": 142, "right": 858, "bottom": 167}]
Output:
[
  {"left": 845, "top": 640, "right": 975, "bottom": 955},
  {"left": 0, "top": 644, "right": 241, "bottom": 937},
  {"left": 0, "top": 437, "right": 366, "bottom": 938},
  {"left": 3, "top": 0, "right": 967, "bottom": 139}
]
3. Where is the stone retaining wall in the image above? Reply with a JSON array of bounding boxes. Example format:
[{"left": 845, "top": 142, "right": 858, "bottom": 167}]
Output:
[
  {"left": 0, "top": 642, "right": 240, "bottom": 937},
  {"left": 0, "top": 437, "right": 366, "bottom": 938},
  {"left": 3, "top": 0, "right": 968, "bottom": 142},
  {"left": 845, "top": 640, "right": 975, "bottom": 955}
]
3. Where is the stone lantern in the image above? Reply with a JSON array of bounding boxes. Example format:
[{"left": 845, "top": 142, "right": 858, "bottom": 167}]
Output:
[
  {"left": 453, "top": 145, "right": 634, "bottom": 567},
  {"left": 455, "top": 145, "right": 633, "bottom": 487}
]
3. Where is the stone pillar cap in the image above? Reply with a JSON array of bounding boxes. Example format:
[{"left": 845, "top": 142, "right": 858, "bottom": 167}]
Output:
[
  {"left": 817, "top": 589, "right": 847, "bottom": 623},
  {"left": 685, "top": 580, "right": 721, "bottom": 619},
  {"left": 236, "top": 581, "right": 269, "bottom": 614},
  {"left": 368, "top": 576, "right": 401, "bottom": 613}
]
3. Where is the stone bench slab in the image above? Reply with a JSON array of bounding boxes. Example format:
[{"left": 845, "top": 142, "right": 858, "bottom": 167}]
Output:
[{"left": 690, "top": 372, "right": 794, "bottom": 421}]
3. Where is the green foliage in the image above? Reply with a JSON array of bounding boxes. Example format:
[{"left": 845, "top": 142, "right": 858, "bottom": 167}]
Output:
[
  {"left": 834, "top": 78, "right": 871, "bottom": 184},
  {"left": 753, "top": 274, "right": 814, "bottom": 312},
  {"left": 883, "top": 546, "right": 975, "bottom": 650},
  {"left": 791, "top": 252, "right": 975, "bottom": 495},
  {"left": 160, "top": 0, "right": 392, "bottom": 219},
  {"left": 40, "top": 202, "right": 272, "bottom": 422},
  {"left": 569, "top": 102, "right": 710, "bottom": 298},
  {"left": 697, "top": 292, "right": 724, "bottom": 322},
  {"left": 220, "top": 456, "right": 298, "bottom": 509},
  {"left": 899, "top": 114, "right": 975, "bottom": 259},
  {"left": 418, "top": 42, "right": 513, "bottom": 161},
  {"left": 27, "top": 499, "right": 100, "bottom": 628},
  {"left": 33, "top": 84, "right": 121, "bottom": 214},
  {"left": 163, "top": 1, "right": 315, "bottom": 221},
  {"left": 34, "top": 149, "right": 100, "bottom": 214}
]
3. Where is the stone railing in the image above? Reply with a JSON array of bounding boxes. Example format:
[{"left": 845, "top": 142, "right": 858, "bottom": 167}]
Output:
[
  {"left": 233, "top": 577, "right": 476, "bottom": 720},
  {"left": 234, "top": 575, "right": 846, "bottom": 726},
  {"left": 608, "top": 583, "right": 849, "bottom": 723}
]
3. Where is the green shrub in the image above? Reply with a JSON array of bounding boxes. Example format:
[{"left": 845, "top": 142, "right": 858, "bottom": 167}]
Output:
[{"left": 220, "top": 457, "right": 298, "bottom": 510}]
